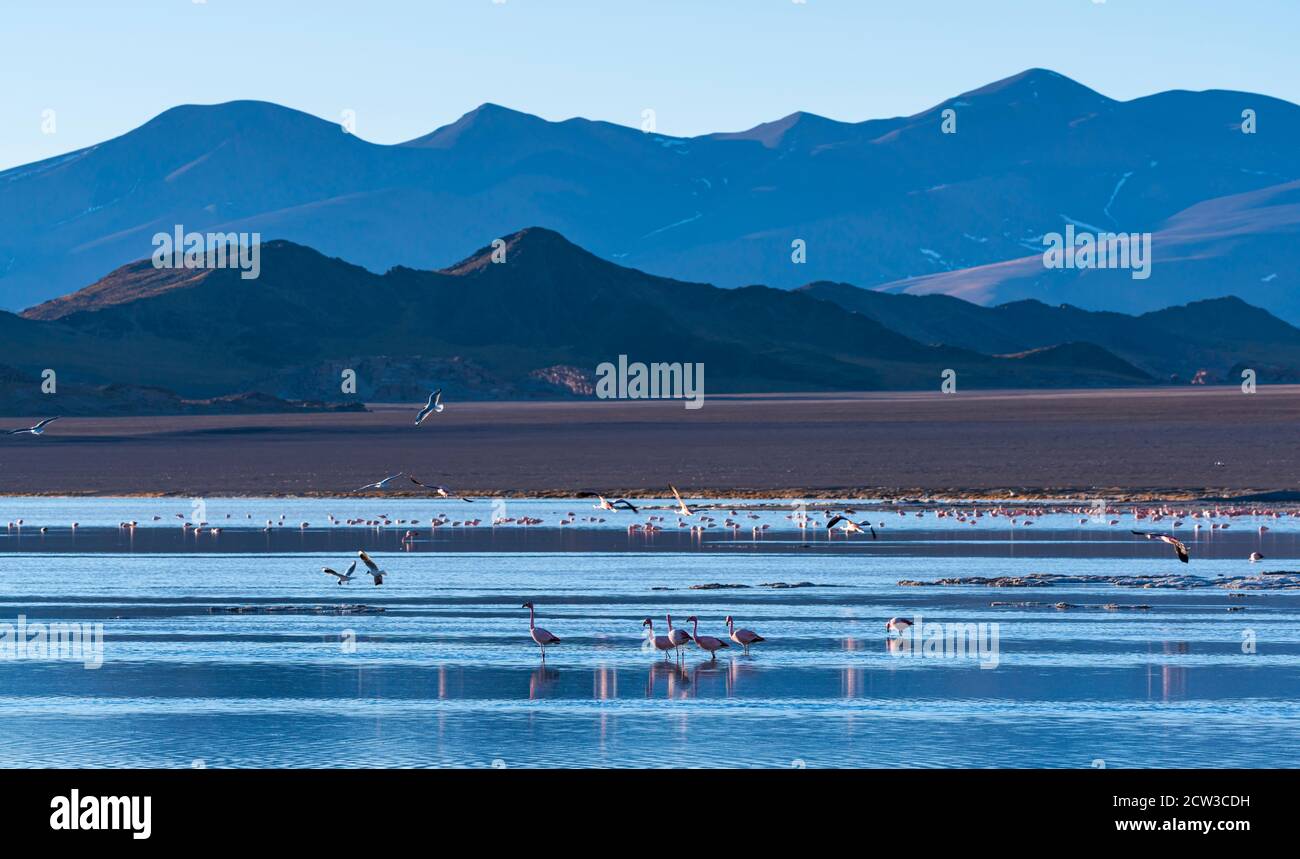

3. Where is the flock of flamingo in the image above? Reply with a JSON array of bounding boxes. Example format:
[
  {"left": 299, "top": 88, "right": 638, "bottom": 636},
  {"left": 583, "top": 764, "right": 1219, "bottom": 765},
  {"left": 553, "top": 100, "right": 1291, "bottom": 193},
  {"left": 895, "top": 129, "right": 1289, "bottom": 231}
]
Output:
[
  {"left": 528, "top": 603, "right": 767, "bottom": 664},
  {"left": 4, "top": 394, "right": 1286, "bottom": 667}
]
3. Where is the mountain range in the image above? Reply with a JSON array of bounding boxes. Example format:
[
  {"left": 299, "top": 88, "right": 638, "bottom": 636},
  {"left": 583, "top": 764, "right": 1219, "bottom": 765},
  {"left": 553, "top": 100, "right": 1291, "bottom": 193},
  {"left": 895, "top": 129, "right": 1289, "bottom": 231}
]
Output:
[
  {"left": 3, "top": 227, "right": 1300, "bottom": 415},
  {"left": 3, "top": 69, "right": 1299, "bottom": 321}
]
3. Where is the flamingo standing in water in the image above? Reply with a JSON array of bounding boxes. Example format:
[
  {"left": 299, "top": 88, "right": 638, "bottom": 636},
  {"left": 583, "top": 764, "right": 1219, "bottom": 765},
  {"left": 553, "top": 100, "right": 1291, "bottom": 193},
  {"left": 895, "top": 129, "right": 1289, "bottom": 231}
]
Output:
[
  {"left": 523, "top": 602, "right": 561, "bottom": 659},
  {"left": 725, "top": 615, "right": 765, "bottom": 654},
  {"left": 686, "top": 616, "right": 729, "bottom": 660},
  {"left": 642, "top": 619, "right": 675, "bottom": 660},
  {"left": 666, "top": 614, "right": 691, "bottom": 663}
]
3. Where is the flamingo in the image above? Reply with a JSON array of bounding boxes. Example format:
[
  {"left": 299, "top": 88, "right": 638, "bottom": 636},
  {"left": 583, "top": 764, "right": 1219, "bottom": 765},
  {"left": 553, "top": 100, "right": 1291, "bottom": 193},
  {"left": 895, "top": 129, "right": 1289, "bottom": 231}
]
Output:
[
  {"left": 642, "top": 619, "right": 675, "bottom": 660},
  {"left": 686, "top": 616, "right": 729, "bottom": 660},
  {"left": 666, "top": 613, "right": 691, "bottom": 663},
  {"left": 408, "top": 475, "right": 474, "bottom": 501},
  {"left": 826, "top": 513, "right": 877, "bottom": 539},
  {"left": 725, "top": 615, "right": 765, "bottom": 654},
  {"left": 523, "top": 602, "right": 561, "bottom": 658},
  {"left": 595, "top": 495, "right": 638, "bottom": 513},
  {"left": 886, "top": 617, "right": 913, "bottom": 634},
  {"left": 1130, "top": 530, "right": 1189, "bottom": 563}
]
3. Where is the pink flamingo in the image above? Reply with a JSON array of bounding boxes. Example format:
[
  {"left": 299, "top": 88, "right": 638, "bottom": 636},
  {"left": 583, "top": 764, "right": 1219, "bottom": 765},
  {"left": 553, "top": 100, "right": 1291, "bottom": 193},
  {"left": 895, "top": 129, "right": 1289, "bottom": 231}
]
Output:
[
  {"left": 725, "top": 615, "right": 766, "bottom": 654},
  {"left": 686, "top": 616, "right": 729, "bottom": 660},
  {"left": 642, "top": 619, "right": 675, "bottom": 660},
  {"left": 886, "top": 617, "right": 913, "bottom": 634},
  {"left": 522, "top": 602, "right": 560, "bottom": 659},
  {"left": 666, "top": 614, "right": 691, "bottom": 663}
]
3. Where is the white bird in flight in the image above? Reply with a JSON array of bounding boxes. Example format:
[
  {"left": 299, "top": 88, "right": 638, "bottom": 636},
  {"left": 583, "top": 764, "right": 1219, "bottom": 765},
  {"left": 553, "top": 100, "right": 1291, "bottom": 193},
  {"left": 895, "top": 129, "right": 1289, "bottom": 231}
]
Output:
[
  {"left": 409, "top": 476, "right": 474, "bottom": 502},
  {"left": 669, "top": 485, "right": 693, "bottom": 517},
  {"left": 6, "top": 417, "right": 59, "bottom": 436},
  {"left": 322, "top": 561, "right": 356, "bottom": 585},
  {"left": 357, "top": 550, "right": 387, "bottom": 585},
  {"left": 414, "top": 389, "right": 444, "bottom": 426},
  {"left": 355, "top": 472, "right": 405, "bottom": 493}
]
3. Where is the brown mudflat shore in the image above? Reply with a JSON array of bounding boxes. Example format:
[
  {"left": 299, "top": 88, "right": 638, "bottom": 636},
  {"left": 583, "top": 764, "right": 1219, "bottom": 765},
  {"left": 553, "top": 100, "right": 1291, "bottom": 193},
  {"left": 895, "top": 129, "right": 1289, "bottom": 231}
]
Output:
[{"left": 1, "top": 386, "right": 1298, "bottom": 499}]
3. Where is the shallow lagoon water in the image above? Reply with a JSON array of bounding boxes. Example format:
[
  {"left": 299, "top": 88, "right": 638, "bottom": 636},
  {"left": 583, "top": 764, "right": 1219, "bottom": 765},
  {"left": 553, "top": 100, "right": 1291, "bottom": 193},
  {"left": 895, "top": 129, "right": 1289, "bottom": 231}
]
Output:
[{"left": 1, "top": 498, "right": 1298, "bottom": 767}]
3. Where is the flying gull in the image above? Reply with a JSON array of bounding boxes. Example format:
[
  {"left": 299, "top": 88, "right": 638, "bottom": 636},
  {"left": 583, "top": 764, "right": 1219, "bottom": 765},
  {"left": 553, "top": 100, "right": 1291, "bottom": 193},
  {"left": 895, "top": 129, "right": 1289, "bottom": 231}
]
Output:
[
  {"left": 355, "top": 472, "right": 405, "bottom": 493},
  {"left": 669, "top": 485, "right": 694, "bottom": 517},
  {"left": 414, "top": 389, "right": 444, "bottom": 426},
  {"left": 409, "top": 476, "right": 474, "bottom": 502},
  {"left": 322, "top": 561, "right": 357, "bottom": 585},
  {"left": 6, "top": 417, "right": 59, "bottom": 436},
  {"left": 358, "top": 550, "right": 387, "bottom": 585}
]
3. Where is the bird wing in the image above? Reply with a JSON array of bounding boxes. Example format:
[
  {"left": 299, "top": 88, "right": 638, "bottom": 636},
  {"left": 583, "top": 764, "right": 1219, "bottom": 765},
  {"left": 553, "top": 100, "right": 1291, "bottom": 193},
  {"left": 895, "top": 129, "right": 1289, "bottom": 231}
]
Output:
[
  {"left": 345, "top": 561, "right": 356, "bottom": 575},
  {"left": 322, "top": 567, "right": 343, "bottom": 579},
  {"left": 826, "top": 514, "right": 846, "bottom": 530},
  {"left": 409, "top": 476, "right": 428, "bottom": 488},
  {"left": 433, "top": 389, "right": 442, "bottom": 407},
  {"left": 670, "top": 485, "right": 684, "bottom": 504},
  {"left": 869, "top": 525, "right": 878, "bottom": 540},
  {"left": 1161, "top": 536, "right": 1190, "bottom": 562},
  {"left": 358, "top": 550, "right": 380, "bottom": 572},
  {"left": 33, "top": 418, "right": 57, "bottom": 430}
]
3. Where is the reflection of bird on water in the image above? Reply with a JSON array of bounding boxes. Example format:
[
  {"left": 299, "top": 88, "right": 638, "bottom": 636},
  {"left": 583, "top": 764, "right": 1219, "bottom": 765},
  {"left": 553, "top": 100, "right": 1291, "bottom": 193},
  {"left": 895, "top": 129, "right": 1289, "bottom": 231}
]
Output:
[{"left": 529, "top": 665, "right": 560, "bottom": 699}]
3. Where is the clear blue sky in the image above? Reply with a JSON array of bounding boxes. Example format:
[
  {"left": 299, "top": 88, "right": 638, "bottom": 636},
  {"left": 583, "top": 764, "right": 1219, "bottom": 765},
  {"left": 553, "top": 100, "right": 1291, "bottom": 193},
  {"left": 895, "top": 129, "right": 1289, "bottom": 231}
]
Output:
[{"left": 2, "top": 0, "right": 1297, "bottom": 170}]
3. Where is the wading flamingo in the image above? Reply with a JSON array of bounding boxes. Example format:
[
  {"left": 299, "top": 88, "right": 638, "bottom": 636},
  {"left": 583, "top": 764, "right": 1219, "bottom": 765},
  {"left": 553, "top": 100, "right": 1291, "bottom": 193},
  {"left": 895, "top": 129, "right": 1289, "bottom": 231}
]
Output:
[
  {"left": 725, "top": 615, "right": 765, "bottom": 654},
  {"left": 523, "top": 602, "right": 561, "bottom": 658},
  {"left": 686, "top": 616, "right": 729, "bottom": 660},
  {"left": 642, "top": 618, "right": 675, "bottom": 660},
  {"left": 666, "top": 614, "right": 691, "bottom": 663}
]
